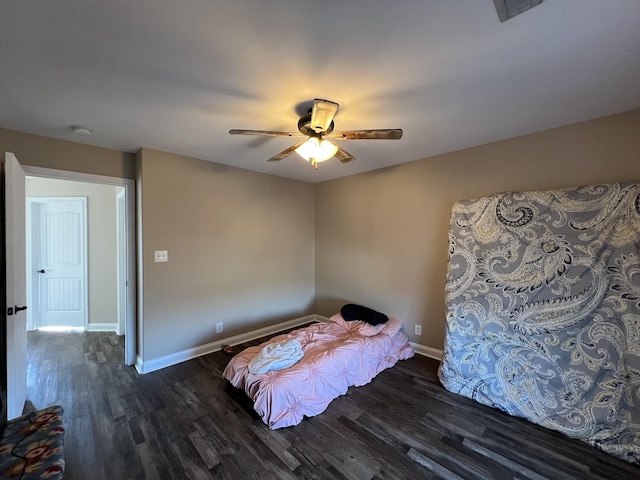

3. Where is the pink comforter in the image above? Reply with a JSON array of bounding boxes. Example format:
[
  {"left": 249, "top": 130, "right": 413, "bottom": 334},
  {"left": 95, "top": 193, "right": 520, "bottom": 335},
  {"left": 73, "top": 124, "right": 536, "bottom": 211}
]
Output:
[{"left": 222, "top": 315, "right": 414, "bottom": 429}]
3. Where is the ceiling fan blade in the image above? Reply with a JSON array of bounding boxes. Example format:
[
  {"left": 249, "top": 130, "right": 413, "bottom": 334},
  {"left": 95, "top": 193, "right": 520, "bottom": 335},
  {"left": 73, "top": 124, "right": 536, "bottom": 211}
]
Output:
[
  {"left": 331, "top": 129, "right": 403, "bottom": 140},
  {"left": 229, "top": 129, "right": 303, "bottom": 137},
  {"left": 267, "top": 141, "right": 306, "bottom": 162},
  {"left": 310, "top": 99, "right": 339, "bottom": 133},
  {"left": 334, "top": 146, "right": 355, "bottom": 163}
]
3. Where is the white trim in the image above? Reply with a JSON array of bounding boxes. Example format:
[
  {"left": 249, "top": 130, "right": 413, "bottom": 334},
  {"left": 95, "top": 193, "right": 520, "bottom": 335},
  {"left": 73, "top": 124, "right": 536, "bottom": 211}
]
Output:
[
  {"left": 116, "top": 188, "right": 126, "bottom": 337},
  {"left": 123, "top": 179, "right": 135, "bottom": 365},
  {"left": 134, "top": 314, "right": 443, "bottom": 374},
  {"left": 22, "top": 166, "right": 131, "bottom": 187},
  {"left": 410, "top": 342, "right": 443, "bottom": 361},
  {"left": 22, "top": 165, "right": 137, "bottom": 365},
  {"left": 86, "top": 322, "right": 118, "bottom": 332},
  {"left": 136, "top": 158, "right": 143, "bottom": 369},
  {"left": 135, "top": 314, "right": 328, "bottom": 374}
]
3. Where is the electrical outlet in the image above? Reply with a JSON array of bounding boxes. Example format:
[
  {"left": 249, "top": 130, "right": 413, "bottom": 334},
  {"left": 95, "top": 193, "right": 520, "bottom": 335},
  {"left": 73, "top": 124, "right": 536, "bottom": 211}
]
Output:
[
  {"left": 216, "top": 322, "right": 223, "bottom": 333},
  {"left": 415, "top": 324, "right": 422, "bottom": 336},
  {"left": 154, "top": 250, "right": 168, "bottom": 262}
]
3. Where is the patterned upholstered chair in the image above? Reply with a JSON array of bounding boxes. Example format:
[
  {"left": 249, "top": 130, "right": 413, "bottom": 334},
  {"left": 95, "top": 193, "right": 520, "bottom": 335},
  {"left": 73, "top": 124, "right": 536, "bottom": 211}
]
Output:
[{"left": 0, "top": 405, "right": 65, "bottom": 479}]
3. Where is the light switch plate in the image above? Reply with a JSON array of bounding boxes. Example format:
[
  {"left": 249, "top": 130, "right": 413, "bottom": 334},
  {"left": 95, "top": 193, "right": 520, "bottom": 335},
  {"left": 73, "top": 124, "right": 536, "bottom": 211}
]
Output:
[{"left": 154, "top": 250, "right": 168, "bottom": 262}]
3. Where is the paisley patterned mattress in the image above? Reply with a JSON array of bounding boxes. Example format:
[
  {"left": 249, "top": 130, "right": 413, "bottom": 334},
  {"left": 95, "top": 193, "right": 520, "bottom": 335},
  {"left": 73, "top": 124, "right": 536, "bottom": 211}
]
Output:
[{"left": 438, "top": 182, "right": 640, "bottom": 464}]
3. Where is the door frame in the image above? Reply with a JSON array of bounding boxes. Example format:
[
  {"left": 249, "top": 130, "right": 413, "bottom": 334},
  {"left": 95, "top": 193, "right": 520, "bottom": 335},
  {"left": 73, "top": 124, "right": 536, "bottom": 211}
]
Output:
[
  {"left": 27, "top": 197, "right": 89, "bottom": 330},
  {"left": 116, "top": 188, "right": 126, "bottom": 336},
  {"left": 22, "top": 166, "right": 137, "bottom": 366}
]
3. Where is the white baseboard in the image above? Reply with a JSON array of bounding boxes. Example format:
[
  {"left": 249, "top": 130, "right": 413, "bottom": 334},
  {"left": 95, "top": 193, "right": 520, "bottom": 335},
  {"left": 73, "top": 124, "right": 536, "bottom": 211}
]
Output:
[
  {"left": 136, "top": 314, "right": 328, "bottom": 374},
  {"left": 410, "top": 342, "right": 443, "bottom": 361},
  {"left": 86, "top": 322, "right": 118, "bottom": 332}
]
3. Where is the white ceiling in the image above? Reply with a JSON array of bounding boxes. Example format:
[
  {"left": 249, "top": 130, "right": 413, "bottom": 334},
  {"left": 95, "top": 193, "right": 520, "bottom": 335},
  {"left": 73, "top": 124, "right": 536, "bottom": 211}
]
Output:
[{"left": 1, "top": 1, "right": 639, "bottom": 183}]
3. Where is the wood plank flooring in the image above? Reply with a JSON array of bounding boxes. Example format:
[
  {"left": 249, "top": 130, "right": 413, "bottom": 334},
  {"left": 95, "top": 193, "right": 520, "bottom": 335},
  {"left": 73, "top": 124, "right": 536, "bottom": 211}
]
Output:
[{"left": 26, "top": 328, "right": 640, "bottom": 480}]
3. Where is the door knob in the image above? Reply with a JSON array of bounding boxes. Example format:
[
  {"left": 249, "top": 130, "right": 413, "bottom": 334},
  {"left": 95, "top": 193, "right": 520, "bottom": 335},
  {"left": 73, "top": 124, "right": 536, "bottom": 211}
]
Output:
[
  {"left": 38, "top": 269, "right": 46, "bottom": 273},
  {"left": 14, "top": 305, "right": 28, "bottom": 313}
]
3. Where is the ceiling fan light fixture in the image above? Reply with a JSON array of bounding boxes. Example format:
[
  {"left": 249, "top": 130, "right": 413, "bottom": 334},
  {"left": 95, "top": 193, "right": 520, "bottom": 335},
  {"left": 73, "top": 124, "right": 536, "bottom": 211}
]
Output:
[
  {"left": 229, "top": 98, "right": 402, "bottom": 168},
  {"left": 295, "top": 137, "right": 339, "bottom": 164}
]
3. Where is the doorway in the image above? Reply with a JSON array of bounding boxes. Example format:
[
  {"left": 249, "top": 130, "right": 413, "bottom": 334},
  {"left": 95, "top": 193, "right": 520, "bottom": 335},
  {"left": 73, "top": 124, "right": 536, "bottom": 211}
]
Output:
[{"left": 22, "top": 166, "right": 136, "bottom": 366}]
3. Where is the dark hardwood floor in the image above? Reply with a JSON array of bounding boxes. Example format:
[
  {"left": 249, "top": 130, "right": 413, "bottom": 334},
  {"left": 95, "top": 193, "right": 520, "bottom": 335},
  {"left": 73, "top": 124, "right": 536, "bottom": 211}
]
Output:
[{"left": 26, "top": 328, "right": 640, "bottom": 480}]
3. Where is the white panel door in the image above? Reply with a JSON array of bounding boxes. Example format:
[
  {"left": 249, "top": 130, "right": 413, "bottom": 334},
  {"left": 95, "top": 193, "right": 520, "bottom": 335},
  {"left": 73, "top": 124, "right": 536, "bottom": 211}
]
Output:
[
  {"left": 4, "top": 152, "right": 27, "bottom": 419},
  {"left": 36, "top": 198, "right": 87, "bottom": 328}
]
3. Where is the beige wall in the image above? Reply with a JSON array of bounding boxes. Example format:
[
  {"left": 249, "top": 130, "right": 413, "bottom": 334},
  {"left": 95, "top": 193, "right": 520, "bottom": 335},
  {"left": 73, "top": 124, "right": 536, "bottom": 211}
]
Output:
[
  {"left": 2, "top": 129, "right": 315, "bottom": 365},
  {"left": 25, "top": 177, "right": 119, "bottom": 327},
  {"left": 315, "top": 108, "right": 640, "bottom": 350},
  {"left": 1, "top": 128, "right": 136, "bottom": 179},
  {"left": 138, "top": 149, "right": 315, "bottom": 361},
  {"left": 6, "top": 108, "right": 640, "bottom": 363}
]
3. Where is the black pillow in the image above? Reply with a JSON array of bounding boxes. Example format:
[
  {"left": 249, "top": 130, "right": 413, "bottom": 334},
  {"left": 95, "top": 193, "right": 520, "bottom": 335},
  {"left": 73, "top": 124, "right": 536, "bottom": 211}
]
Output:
[{"left": 340, "top": 304, "right": 389, "bottom": 326}]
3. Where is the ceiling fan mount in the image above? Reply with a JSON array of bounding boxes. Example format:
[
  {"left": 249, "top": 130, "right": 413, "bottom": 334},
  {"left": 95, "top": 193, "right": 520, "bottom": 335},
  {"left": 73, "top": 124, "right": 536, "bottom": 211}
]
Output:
[
  {"left": 297, "top": 110, "right": 335, "bottom": 136},
  {"left": 229, "top": 98, "right": 402, "bottom": 170}
]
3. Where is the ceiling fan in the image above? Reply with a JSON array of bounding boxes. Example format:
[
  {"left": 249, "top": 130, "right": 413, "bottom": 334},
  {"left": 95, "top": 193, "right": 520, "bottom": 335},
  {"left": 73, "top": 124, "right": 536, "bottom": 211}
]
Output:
[{"left": 229, "top": 98, "right": 403, "bottom": 169}]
